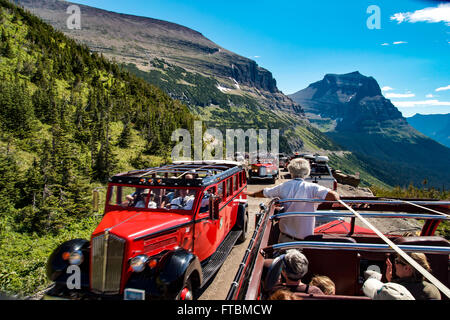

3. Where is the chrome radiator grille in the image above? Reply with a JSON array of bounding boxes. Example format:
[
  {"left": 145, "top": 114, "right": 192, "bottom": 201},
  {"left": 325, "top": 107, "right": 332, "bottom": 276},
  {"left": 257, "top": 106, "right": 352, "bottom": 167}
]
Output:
[
  {"left": 259, "top": 167, "right": 267, "bottom": 176},
  {"left": 91, "top": 232, "right": 126, "bottom": 294}
]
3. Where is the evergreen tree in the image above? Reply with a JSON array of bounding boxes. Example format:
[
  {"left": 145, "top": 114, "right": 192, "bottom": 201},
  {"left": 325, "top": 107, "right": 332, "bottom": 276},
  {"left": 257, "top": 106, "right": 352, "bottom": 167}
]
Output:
[{"left": 118, "top": 121, "right": 132, "bottom": 148}]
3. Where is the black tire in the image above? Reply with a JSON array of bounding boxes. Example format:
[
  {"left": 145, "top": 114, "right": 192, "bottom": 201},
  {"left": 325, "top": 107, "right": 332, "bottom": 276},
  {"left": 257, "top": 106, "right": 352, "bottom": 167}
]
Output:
[{"left": 237, "top": 209, "right": 248, "bottom": 243}]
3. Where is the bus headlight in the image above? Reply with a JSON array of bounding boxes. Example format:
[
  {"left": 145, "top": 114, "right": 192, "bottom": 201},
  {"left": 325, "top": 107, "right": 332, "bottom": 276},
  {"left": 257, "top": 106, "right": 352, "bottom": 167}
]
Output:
[{"left": 130, "top": 255, "right": 149, "bottom": 272}]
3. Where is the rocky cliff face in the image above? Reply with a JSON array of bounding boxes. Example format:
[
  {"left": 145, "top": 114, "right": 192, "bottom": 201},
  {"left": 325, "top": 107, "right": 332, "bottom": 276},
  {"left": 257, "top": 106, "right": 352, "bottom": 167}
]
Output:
[
  {"left": 18, "top": 0, "right": 293, "bottom": 109},
  {"left": 289, "top": 71, "right": 406, "bottom": 131}
]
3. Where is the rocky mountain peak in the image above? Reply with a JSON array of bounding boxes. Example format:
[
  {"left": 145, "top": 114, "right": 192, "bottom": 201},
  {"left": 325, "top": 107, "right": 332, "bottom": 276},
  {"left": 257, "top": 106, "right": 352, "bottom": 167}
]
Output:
[
  {"left": 289, "top": 72, "right": 404, "bottom": 132},
  {"left": 315, "top": 71, "right": 382, "bottom": 99}
]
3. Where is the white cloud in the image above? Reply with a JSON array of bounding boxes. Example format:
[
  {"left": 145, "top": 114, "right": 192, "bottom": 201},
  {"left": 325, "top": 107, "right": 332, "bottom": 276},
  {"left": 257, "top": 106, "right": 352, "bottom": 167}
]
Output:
[
  {"left": 380, "top": 41, "right": 407, "bottom": 46},
  {"left": 392, "top": 99, "right": 450, "bottom": 107},
  {"left": 390, "top": 4, "right": 450, "bottom": 26},
  {"left": 435, "top": 85, "right": 450, "bottom": 92},
  {"left": 426, "top": 94, "right": 434, "bottom": 98},
  {"left": 253, "top": 55, "right": 260, "bottom": 58},
  {"left": 381, "top": 86, "right": 394, "bottom": 91},
  {"left": 385, "top": 93, "right": 415, "bottom": 98}
]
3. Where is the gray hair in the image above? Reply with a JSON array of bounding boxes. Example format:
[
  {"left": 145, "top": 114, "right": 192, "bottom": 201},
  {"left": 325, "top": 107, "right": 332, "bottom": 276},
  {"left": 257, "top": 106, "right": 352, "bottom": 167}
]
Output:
[
  {"left": 287, "top": 158, "right": 311, "bottom": 179},
  {"left": 283, "top": 249, "right": 309, "bottom": 280}
]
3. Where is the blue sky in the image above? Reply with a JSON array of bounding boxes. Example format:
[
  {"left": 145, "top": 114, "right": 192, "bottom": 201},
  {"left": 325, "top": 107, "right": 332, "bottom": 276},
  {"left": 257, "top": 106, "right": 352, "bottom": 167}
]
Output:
[{"left": 73, "top": 0, "right": 450, "bottom": 117}]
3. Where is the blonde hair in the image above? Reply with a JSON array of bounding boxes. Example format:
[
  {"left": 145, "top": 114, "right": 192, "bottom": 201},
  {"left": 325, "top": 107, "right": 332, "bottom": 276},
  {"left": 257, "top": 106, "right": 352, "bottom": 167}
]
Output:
[
  {"left": 288, "top": 158, "right": 311, "bottom": 179},
  {"left": 309, "top": 275, "right": 336, "bottom": 295},
  {"left": 397, "top": 253, "right": 432, "bottom": 281}
]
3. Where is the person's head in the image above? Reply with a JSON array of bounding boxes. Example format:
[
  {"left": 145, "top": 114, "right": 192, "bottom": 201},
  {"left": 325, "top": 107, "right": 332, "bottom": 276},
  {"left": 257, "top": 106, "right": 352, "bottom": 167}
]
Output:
[
  {"left": 178, "top": 188, "right": 188, "bottom": 197},
  {"left": 282, "top": 249, "right": 309, "bottom": 282},
  {"left": 363, "top": 278, "right": 415, "bottom": 300},
  {"left": 394, "top": 253, "right": 431, "bottom": 281},
  {"left": 268, "top": 289, "right": 302, "bottom": 300},
  {"left": 184, "top": 173, "right": 194, "bottom": 180},
  {"left": 287, "top": 158, "right": 311, "bottom": 179},
  {"left": 309, "top": 275, "right": 336, "bottom": 295}
]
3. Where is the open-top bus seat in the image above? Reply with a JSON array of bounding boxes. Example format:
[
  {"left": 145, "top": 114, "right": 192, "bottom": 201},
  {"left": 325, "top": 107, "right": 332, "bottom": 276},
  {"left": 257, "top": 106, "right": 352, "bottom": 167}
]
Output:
[
  {"left": 392, "top": 236, "right": 450, "bottom": 288},
  {"left": 304, "top": 234, "right": 357, "bottom": 243},
  {"left": 303, "top": 248, "right": 360, "bottom": 296}
]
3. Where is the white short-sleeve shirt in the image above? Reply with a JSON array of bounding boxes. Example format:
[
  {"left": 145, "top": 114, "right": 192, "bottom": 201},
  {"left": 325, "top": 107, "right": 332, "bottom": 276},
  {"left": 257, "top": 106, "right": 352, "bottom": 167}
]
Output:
[
  {"left": 263, "top": 178, "right": 330, "bottom": 239},
  {"left": 170, "top": 195, "right": 195, "bottom": 210}
]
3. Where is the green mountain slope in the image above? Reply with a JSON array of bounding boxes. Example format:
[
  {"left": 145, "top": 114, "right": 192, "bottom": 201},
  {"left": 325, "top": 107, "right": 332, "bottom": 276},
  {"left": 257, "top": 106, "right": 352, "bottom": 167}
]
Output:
[{"left": 0, "top": 0, "right": 196, "bottom": 296}]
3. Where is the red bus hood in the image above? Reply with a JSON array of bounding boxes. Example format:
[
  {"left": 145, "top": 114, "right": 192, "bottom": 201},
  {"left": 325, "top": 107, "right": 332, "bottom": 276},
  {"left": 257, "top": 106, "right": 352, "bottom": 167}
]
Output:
[
  {"left": 251, "top": 163, "right": 275, "bottom": 168},
  {"left": 92, "top": 210, "right": 192, "bottom": 241}
]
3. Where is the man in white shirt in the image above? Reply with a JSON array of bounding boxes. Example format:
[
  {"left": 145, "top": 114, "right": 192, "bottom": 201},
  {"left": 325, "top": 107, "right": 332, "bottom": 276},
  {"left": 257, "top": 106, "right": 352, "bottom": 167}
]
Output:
[
  {"left": 247, "top": 158, "right": 340, "bottom": 242},
  {"left": 170, "top": 174, "right": 196, "bottom": 210}
]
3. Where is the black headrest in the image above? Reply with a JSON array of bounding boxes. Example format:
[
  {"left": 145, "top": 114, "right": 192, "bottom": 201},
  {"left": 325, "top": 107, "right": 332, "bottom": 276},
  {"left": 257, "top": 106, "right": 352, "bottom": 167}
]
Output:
[{"left": 264, "top": 255, "right": 285, "bottom": 293}]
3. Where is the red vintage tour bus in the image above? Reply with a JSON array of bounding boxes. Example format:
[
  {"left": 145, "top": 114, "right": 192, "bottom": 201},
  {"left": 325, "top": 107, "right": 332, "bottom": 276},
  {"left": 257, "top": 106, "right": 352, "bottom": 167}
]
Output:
[{"left": 45, "top": 160, "right": 248, "bottom": 300}]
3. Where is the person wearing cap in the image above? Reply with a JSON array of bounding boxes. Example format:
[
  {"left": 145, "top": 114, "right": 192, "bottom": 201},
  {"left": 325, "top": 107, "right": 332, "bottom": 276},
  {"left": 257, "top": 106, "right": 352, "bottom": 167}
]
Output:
[
  {"left": 385, "top": 253, "right": 441, "bottom": 300},
  {"left": 363, "top": 278, "right": 415, "bottom": 300},
  {"left": 246, "top": 158, "right": 340, "bottom": 242},
  {"left": 270, "top": 249, "right": 324, "bottom": 295}
]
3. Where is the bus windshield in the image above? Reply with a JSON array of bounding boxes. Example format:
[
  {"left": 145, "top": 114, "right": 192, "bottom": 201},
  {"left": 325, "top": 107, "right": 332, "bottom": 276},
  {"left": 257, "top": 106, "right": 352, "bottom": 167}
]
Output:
[{"left": 107, "top": 185, "right": 199, "bottom": 211}]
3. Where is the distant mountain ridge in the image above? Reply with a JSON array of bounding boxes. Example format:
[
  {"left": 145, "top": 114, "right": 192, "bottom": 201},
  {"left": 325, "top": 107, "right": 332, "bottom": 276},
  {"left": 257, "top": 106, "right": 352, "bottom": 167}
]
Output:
[
  {"left": 18, "top": 0, "right": 434, "bottom": 188},
  {"left": 289, "top": 72, "right": 450, "bottom": 188},
  {"left": 18, "top": 0, "right": 299, "bottom": 113},
  {"left": 407, "top": 113, "right": 450, "bottom": 148}
]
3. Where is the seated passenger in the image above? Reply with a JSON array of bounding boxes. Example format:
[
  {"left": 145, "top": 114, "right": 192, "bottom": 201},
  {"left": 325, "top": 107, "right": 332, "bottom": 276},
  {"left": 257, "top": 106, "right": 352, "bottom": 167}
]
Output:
[
  {"left": 268, "top": 289, "right": 302, "bottom": 300},
  {"left": 385, "top": 252, "right": 441, "bottom": 300},
  {"left": 199, "top": 189, "right": 214, "bottom": 213},
  {"left": 363, "top": 278, "right": 415, "bottom": 300},
  {"left": 127, "top": 189, "right": 146, "bottom": 207},
  {"left": 309, "top": 275, "right": 335, "bottom": 295},
  {"left": 270, "top": 249, "right": 324, "bottom": 295},
  {"left": 135, "top": 193, "right": 147, "bottom": 208},
  {"left": 169, "top": 174, "right": 195, "bottom": 210},
  {"left": 147, "top": 193, "right": 157, "bottom": 209},
  {"left": 170, "top": 189, "right": 195, "bottom": 210}
]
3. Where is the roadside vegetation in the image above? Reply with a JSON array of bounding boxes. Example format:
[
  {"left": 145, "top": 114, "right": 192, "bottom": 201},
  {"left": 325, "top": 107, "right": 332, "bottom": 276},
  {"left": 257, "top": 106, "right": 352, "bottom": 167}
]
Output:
[
  {"left": 0, "top": 0, "right": 194, "bottom": 297},
  {"left": 371, "top": 184, "right": 450, "bottom": 239}
]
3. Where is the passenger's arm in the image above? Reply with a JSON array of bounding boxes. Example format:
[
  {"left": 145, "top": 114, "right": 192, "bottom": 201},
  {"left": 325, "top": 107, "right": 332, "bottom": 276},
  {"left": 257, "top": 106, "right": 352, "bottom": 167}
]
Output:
[
  {"left": 245, "top": 190, "right": 265, "bottom": 198},
  {"left": 325, "top": 190, "right": 340, "bottom": 201}
]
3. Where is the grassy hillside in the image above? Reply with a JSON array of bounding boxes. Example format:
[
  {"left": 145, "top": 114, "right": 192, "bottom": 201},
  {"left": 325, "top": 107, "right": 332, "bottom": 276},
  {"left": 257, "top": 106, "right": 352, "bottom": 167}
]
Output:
[{"left": 0, "top": 0, "right": 196, "bottom": 297}]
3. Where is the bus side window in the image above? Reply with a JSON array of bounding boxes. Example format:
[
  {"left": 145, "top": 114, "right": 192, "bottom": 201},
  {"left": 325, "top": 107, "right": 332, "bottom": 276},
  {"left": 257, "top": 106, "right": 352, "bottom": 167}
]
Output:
[
  {"left": 217, "top": 182, "right": 224, "bottom": 200},
  {"left": 227, "top": 178, "right": 233, "bottom": 198},
  {"left": 200, "top": 186, "right": 215, "bottom": 213}
]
